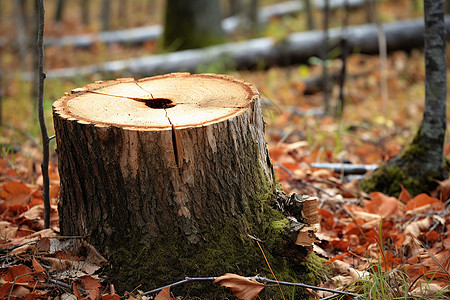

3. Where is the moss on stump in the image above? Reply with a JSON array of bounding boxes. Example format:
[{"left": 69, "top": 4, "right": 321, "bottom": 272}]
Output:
[{"left": 360, "top": 126, "right": 447, "bottom": 197}]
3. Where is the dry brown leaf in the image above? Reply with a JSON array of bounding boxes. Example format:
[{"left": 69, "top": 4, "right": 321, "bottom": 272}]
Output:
[
  {"left": 437, "top": 178, "right": 450, "bottom": 202},
  {"left": 410, "top": 282, "right": 447, "bottom": 297},
  {"left": 403, "top": 217, "right": 434, "bottom": 246},
  {"left": 367, "top": 192, "right": 401, "bottom": 218},
  {"left": 406, "top": 194, "right": 444, "bottom": 212},
  {"left": 32, "top": 257, "right": 46, "bottom": 273},
  {"left": 398, "top": 185, "right": 412, "bottom": 204},
  {"left": 19, "top": 204, "right": 44, "bottom": 220},
  {"left": 214, "top": 273, "right": 265, "bottom": 300},
  {"left": 0, "top": 181, "right": 32, "bottom": 208},
  {"left": 155, "top": 287, "right": 175, "bottom": 300},
  {"left": 0, "top": 221, "right": 17, "bottom": 240}
]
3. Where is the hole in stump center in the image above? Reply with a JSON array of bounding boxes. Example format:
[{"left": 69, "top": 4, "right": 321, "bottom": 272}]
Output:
[{"left": 144, "top": 98, "right": 175, "bottom": 109}]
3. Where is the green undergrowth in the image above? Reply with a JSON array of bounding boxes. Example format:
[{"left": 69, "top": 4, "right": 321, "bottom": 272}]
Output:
[{"left": 348, "top": 264, "right": 450, "bottom": 300}]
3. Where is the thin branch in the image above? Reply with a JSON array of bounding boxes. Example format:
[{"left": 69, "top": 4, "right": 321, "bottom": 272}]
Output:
[
  {"left": 141, "top": 275, "right": 358, "bottom": 298},
  {"left": 37, "top": 0, "right": 50, "bottom": 229}
]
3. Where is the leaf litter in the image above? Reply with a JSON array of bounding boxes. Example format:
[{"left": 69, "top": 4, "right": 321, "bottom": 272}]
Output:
[{"left": 1, "top": 49, "right": 450, "bottom": 299}]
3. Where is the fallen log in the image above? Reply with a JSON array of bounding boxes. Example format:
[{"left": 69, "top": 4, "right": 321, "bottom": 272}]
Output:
[
  {"left": 53, "top": 73, "right": 323, "bottom": 296},
  {"left": 36, "top": 0, "right": 366, "bottom": 49},
  {"left": 35, "top": 17, "right": 450, "bottom": 80}
]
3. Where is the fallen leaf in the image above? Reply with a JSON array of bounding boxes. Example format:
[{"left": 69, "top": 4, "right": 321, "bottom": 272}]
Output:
[
  {"left": 82, "top": 275, "right": 101, "bottom": 300},
  {"left": 32, "top": 257, "right": 46, "bottom": 274},
  {"left": 214, "top": 273, "right": 265, "bottom": 300},
  {"left": 2, "top": 264, "right": 34, "bottom": 284},
  {"left": 436, "top": 178, "right": 450, "bottom": 202},
  {"left": 403, "top": 217, "right": 434, "bottom": 246},
  {"left": 0, "top": 283, "right": 13, "bottom": 299},
  {"left": 0, "top": 220, "right": 17, "bottom": 240},
  {"left": 155, "top": 287, "right": 175, "bottom": 300},
  {"left": 1, "top": 181, "right": 32, "bottom": 208},
  {"left": 9, "top": 286, "right": 30, "bottom": 299},
  {"left": 398, "top": 185, "right": 412, "bottom": 204},
  {"left": 405, "top": 194, "right": 444, "bottom": 211},
  {"left": 367, "top": 192, "right": 401, "bottom": 218}
]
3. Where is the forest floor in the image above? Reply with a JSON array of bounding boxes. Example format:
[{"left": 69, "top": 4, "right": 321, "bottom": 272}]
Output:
[
  {"left": 1, "top": 1, "right": 450, "bottom": 299},
  {"left": 1, "top": 48, "right": 450, "bottom": 299}
]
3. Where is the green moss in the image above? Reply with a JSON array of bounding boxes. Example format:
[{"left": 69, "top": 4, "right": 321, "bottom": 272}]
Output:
[
  {"left": 360, "top": 126, "right": 445, "bottom": 197},
  {"left": 102, "top": 134, "right": 329, "bottom": 299}
]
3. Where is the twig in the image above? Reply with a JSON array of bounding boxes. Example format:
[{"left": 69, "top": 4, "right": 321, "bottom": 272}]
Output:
[
  {"left": 141, "top": 275, "right": 358, "bottom": 298},
  {"left": 8, "top": 273, "right": 34, "bottom": 300},
  {"left": 322, "top": 0, "right": 330, "bottom": 114},
  {"left": 141, "top": 277, "right": 216, "bottom": 296},
  {"left": 255, "top": 276, "right": 357, "bottom": 297},
  {"left": 275, "top": 163, "right": 334, "bottom": 197},
  {"left": 48, "top": 278, "right": 72, "bottom": 290},
  {"left": 318, "top": 294, "right": 343, "bottom": 300},
  {"left": 310, "top": 162, "right": 378, "bottom": 175},
  {"left": 37, "top": 0, "right": 50, "bottom": 229}
]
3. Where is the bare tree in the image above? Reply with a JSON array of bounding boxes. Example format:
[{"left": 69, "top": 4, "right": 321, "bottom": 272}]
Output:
[
  {"left": 229, "top": 0, "right": 241, "bottom": 16},
  {"left": 14, "top": 0, "right": 28, "bottom": 71},
  {"left": 55, "top": 0, "right": 65, "bottom": 23},
  {"left": 101, "top": 0, "right": 111, "bottom": 31},
  {"left": 360, "top": 0, "right": 447, "bottom": 196},
  {"left": 37, "top": 0, "right": 51, "bottom": 228},
  {"left": 81, "top": 0, "right": 90, "bottom": 27},
  {"left": 163, "top": 0, "right": 225, "bottom": 51},
  {"left": 304, "top": 0, "right": 315, "bottom": 30}
]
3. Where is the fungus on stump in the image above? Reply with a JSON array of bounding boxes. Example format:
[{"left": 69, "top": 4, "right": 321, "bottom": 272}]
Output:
[{"left": 53, "top": 73, "right": 320, "bottom": 294}]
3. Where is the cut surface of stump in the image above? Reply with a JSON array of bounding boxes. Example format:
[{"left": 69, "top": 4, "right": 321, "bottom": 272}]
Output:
[{"left": 53, "top": 73, "right": 317, "bottom": 295}]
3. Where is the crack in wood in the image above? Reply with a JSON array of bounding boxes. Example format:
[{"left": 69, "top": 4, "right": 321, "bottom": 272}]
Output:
[{"left": 164, "top": 109, "right": 180, "bottom": 168}]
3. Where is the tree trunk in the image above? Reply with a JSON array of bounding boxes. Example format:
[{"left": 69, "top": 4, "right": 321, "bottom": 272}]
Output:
[
  {"left": 53, "top": 73, "right": 319, "bottom": 295},
  {"left": 13, "top": 0, "right": 28, "bottom": 71},
  {"left": 229, "top": 0, "right": 241, "bottom": 16},
  {"left": 81, "top": 0, "right": 90, "bottom": 27},
  {"left": 54, "top": 0, "right": 65, "bottom": 23},
  {"left": 304, "top": 0, "right": 315, "bottom": 30},
  {"left": 360, "top": 0, "right": 447, "bottom": 197},
  {"left": 163, "top": 0, "right": 225, "bottom": 50},
  {"left": 101, "top": 0, "right": 110, "bottom": 31}
]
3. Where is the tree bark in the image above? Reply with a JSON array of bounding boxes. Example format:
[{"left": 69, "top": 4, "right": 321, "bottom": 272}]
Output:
[
  {"left": 53, "top": 73, "right": 317, "bottom": 294},
  {"left": 54, "top": 0, "right": 65, "bottom": 23},
  {"left": 163, "top": 0, "right": 225, "bottom": 50},
  {"left": 101, "top": 0, "right": 110, "bottom": 31},
  {"left": 421, "top": 0, "right": 447, "bottom": 172},
  {"left": 81, "top": 0, "right": 90, "bottom": 27}
]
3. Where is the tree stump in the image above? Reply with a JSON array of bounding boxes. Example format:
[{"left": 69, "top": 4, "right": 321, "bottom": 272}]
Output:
[{"left": 53, "top": 73, "right": 320, "bottom": 295}]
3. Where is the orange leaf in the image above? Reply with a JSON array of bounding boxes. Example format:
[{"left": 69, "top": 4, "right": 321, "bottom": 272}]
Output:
[
  {"left": 83, "top": 276, "right": 101, "bottom": 300},
  {"left": 3, "top": 264, "right": 34, "bottom": 283},
  {"left": 331, "top": 240, "right": 349, "bottom": 252},
  {"left": 1, "top": 181, "right": 32, "bottom": 208},
  {"left": 73, "top": 276, "right": 101, "bottom": 300},
  {"left": 102, "top": 295, "right": 121, "bottom": 300},
  {"left": 155, "top": 287, "right": 175, "bottom": 300},
  {"left": 32, "top": 257, "right": 46, "bottom": 273},
  {"left": 214, "top": 273, "right": 265, "bottom": 300},
  {"left": 330, "top": 252, "right": 350, "bottom": 262},
  {"left": 318, "top": 208, "right": 334, "bottom": 230},
  {"left": 0, "top": 283, "right": 13, "bottom": 299},
  {"left": 405, "top": 194, "right": 444, "bottom": 211},
  {"left": 437, "top": 178, "right": 450, "bottom": 202},
  {"left": 367, "top": 192, "right": 401, "bottom": 218},
  {"left": 398, "top": 185, "right": 411, "bottom": 204}
]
